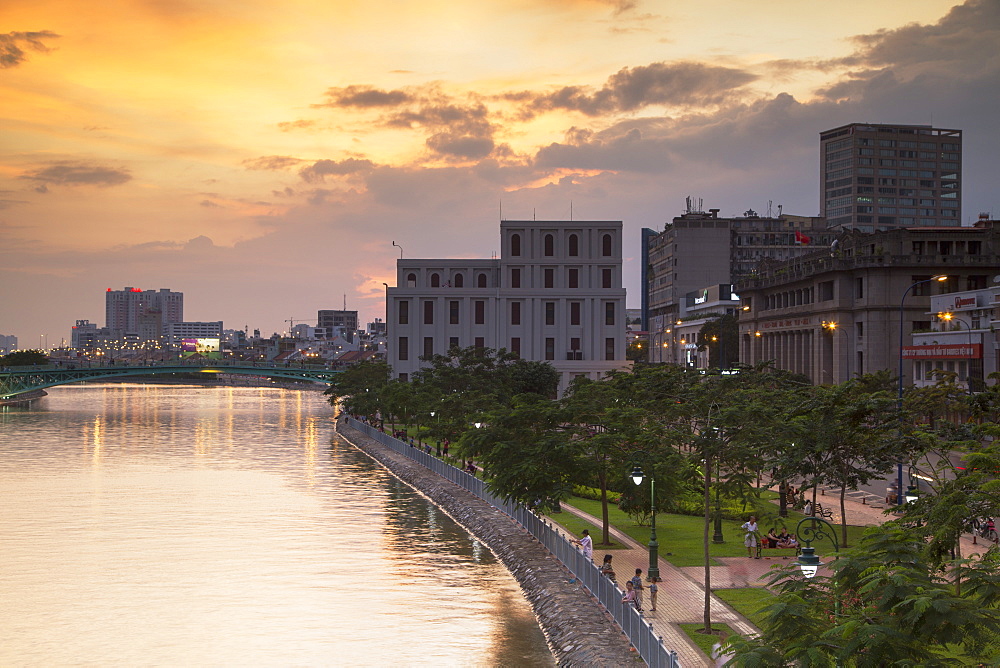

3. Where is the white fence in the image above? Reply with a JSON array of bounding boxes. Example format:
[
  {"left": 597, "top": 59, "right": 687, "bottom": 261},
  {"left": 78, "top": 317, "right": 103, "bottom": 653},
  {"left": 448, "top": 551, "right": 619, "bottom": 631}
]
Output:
[{"left": 345, "top": 417, "right": 680, "bottom": 668}]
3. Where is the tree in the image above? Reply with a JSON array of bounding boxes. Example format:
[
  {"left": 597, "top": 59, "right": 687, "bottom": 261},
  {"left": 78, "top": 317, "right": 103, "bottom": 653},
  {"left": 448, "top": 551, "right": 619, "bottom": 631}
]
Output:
[
  {"left": 779, "top": 377, "right": 900, "bottom": 548},
  {"left": 323, "top": 359, "right": 390, "bottom": 419},
  {"left": 727, "top": 524, "right": 1000, "bottom": 665},
  {"left": 697, "top": 313, "right": 739, "bottom": 369},
  {"left": 0, "top": 350, "right": 49, "bottom": 366}
]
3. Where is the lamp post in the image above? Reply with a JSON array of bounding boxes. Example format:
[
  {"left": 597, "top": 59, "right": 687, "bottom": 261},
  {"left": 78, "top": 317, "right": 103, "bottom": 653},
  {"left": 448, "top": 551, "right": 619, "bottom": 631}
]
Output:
[
  {"left": 896, "top": 275, "right": 948, "bottom": 506},
  {"left": 630, "top": 464, "right": 660, "bottom": 581},
  {"left": 938, "top": 312, "right": 975, "bottom": 389},
  {"left": 794, "top": 516, "right": 841, "bottom": 615}
]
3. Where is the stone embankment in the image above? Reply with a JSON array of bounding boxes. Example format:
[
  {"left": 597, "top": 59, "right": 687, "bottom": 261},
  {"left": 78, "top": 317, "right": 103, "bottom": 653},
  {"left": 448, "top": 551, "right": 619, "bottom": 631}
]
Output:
[{"left": 337, "top": 418, "right": 639, "bottom": 667}]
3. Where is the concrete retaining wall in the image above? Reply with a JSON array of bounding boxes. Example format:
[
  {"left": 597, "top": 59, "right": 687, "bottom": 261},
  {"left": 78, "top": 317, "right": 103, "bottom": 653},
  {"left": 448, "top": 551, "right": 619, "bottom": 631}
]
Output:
[{"left": 336, "top": 418, "right": 639, "bottom": 666}]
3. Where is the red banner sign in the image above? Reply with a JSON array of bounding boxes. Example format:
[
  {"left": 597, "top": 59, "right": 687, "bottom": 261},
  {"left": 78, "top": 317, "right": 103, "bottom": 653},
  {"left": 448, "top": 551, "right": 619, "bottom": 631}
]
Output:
[{"left": 902, "top": 344, "right": 981, "bottom": 359}]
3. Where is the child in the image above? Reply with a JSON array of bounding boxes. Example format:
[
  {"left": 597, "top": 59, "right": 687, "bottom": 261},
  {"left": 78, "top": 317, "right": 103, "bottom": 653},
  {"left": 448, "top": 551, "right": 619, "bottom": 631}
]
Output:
[
  {"left": 648, "top": 579, "right": 658, "bottom": 612},
  {"left": 621, "top": 581, "right": 639, "bottom": 609}
]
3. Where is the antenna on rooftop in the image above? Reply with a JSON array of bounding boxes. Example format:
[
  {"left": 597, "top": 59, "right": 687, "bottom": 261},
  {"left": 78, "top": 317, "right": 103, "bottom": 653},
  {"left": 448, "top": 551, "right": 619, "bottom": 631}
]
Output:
[{"left": 767, "top": 200, "right": 773, "bottom": 217}]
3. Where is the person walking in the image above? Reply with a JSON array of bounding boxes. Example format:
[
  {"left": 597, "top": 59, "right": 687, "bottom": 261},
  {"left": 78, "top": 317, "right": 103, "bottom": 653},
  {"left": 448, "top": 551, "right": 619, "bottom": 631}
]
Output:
[
  {"left": 742, "top": 515, "right": 760, "bottom": 558},
  {"left": 574, "top": 529, "right": 593, "bottom": 560},
  {"left": 630, "top": 568, "right": 644, "bottom": 611}
]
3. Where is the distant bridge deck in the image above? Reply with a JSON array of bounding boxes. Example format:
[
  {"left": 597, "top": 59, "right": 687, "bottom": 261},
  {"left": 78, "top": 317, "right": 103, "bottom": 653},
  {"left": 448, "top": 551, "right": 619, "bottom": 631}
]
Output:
[{"left": 0, "top": 362, "right": 340, "bottom": 400}]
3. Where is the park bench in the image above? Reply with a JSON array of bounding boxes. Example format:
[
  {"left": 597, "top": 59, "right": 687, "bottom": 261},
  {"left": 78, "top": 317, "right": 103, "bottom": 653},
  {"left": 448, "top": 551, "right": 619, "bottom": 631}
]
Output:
[
  {"left": 756, "top": 539, "right": 801, "bottom": 559},
  {"left": 812, "top": 502, "right": 834, "bottom": 520}
]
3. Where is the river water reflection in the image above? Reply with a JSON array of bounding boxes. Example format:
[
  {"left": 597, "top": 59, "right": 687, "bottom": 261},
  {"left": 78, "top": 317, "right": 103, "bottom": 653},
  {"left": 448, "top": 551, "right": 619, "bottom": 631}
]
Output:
[{"left": 0, "top": 384, "right": 553, "bottom": 666}]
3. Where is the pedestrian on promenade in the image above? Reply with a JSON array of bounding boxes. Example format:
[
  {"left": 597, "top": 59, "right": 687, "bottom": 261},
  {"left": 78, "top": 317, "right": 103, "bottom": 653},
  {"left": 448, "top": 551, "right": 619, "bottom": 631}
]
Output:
[
  {"left": 574, "top": 529, "right": 593, "bottom": 560},
  {"left": 742, "top": 515, "right": 760, "bottom": 558},
  {"left": 621, "top": 581, "right": 639, "bottom": 610},
  {"left": 630, "top": 569, "right": 644, "bottom": 611},
  {"left": 600, "top": 554, "right": 616, "bottom": 581},
  {"left": 648, "top": 578, "right": 658, "bottom": 611},
  {"left": 443, "top": 439, "right": 450, "bottom": 457}
]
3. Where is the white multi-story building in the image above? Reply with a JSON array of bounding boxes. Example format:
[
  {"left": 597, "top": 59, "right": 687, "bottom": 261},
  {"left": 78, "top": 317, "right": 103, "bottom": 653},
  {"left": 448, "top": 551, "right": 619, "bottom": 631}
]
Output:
[
  {"left": 386, "top": 220, "right": 629, "bottom": 395},
  {"left": 163, "top": 321, "right": 223, "bottom": 348},
  {"left": 105, "top": 287, "right": 184, "bottom": 338}
]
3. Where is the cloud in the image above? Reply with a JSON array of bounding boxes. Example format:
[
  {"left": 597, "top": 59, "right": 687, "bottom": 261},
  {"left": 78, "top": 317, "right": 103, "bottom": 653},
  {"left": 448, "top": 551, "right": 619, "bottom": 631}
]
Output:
[
  {"left": 242, "top": 155, "right": 305, "bottom": 171},
  {"left": 519, "top": 62, "right": 757, "bottom": 116},
  {"left": 0, "top": 198, "right": 29, "bottom": 209},
  {"left": 317, "top": 85, "right": 412, "bottom": 108},
  {"left": 19, "top": 161, "right": 132, "bottom": 187},
  {"left": 298, "top": 157, "right": 375, "bottom": 183},
  {"left": 277, "top": 119, "right": 319, "bottom": 132},
  {"left": 0, "top": 30, "right": 59, "bottom": 68}
]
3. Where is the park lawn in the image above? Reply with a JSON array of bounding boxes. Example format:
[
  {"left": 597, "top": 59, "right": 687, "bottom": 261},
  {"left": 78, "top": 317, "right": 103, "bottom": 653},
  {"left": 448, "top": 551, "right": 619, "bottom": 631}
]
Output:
[
  {"left": 715, "top": 588, "right": 776, "bottom": 628},
  {"left": 551, "top": 509, "right": 626, "bottom": 549},
  {"left": 679, "top": 623, "right": 736, "bottom": 659},
  {"left": 560, "top": 496, "right": 871, "bottom": 567}
]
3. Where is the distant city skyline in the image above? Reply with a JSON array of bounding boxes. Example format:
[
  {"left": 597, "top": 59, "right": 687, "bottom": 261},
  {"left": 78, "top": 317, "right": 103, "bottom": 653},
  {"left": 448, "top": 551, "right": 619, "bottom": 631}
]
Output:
[{"left": 3, "top": 1, "right": 998, "bottom": 346}]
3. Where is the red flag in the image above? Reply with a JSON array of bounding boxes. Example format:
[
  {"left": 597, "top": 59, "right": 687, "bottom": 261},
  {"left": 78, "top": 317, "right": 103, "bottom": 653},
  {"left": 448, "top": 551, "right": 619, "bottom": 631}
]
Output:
[{"left": 795, "top": 230, "right": 811, "bottom": 245}]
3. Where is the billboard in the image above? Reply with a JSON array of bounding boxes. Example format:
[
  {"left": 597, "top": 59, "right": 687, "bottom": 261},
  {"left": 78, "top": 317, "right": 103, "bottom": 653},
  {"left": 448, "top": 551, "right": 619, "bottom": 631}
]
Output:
[{"left": 180, "top": 337, "right": 222, "bottom": 359}]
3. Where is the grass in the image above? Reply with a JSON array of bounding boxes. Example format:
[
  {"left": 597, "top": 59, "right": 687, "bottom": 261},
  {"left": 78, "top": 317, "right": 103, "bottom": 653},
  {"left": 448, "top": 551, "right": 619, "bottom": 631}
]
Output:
[
  {"left": 715, "top": 588, "right": 775, "bottom": 628},
  {"left": 679, "top": 623, "right": 736, "bottom": 657},
  {"left": 556, "top": 495, "right": 872, "bottom": 567}
]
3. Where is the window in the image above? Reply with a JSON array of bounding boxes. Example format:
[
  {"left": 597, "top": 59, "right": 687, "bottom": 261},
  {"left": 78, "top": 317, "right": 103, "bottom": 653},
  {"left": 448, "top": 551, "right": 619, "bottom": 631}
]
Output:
[
  {"left": 398, "top": 372, "right": 408, "bottom": 381},
  {"left": 430, "top": 273, "right": 440, "bottom": 288},
  {"left": 398, "top": 300, "right": 409, "bottom": 325},
  {"left": 406, "top": 273, "right": 416, "bottom": 288},
  {"left": 544, "top": 234, "right": 554, "bottom": 256},
  {"left": 568, "top": 268, "right": 579, "bottom": 288},
  {"left": 544, "top": 268, "right": 554, "bottom": 288},
  {"left": 568, "top": 234, "right": 579, "bottom": 256},
  {"left": 511, "top": 233, "right": 521, "bottom": 257},
  {"left": 602, "top": 234, "right": 613, "bottom": 257},
  {"left": 454, "top": 273, "right": 464, "bottom": 288},
  {"left": 602, "top": 268, "right": 612, "bottom": 289},
  {"left": 856, "top": 322, "right": 864, "bottom": 339},
  {"left": 605, "top": 338, "right": 615, "bottom": 361},
  {"left": 911, "top": 275, "right": 931, "bottom": 296},
  {"left": 818, "top": 280, "right": 834, "bottom": 301},
  {"left": 856, "top": 277, "right": 864, "bottom": 299},
  {"left": 511, "top": 268, "right": 520, "bottom": 288},
  {"left": 511, "top": 302, "right": 521, "bottom": 325},
  {"left": 474, "top": 337, "right": 484, "bottom": 349},
  {"left": 423, "top": 300, "right": 434, "bottom": 325},
  {"left": 449, "top": 300, "right": 459, "bottom": 325},
  {"left": 605, "top": 302, "right": 615, "bottom": 326},
  {"left": 423, "top": 337, "right": 434, "bottom": 358},
  {"left": 510, "top": 337, "right": 520, "bottom": 356},
  {"left": 570, "top": 337, "right": 581, "bottom": 350},
  {"left": 449, "top": 336, "right": 459, "bottom": 350},
  {"left": 398, "top": 337, "right": 408, "bottom": 360},
  {"left": 545, "top": 337, "right": 554, "bottom": 361},
  {"left": 477, "top": 273, "right": 487, "bottom": 288},
  {"left": 570, "top": 302, "right": 581, "bottom": 325},
  {"left": 967, "top": 275, "right": 988, "bottom": 290},
  {"left": 474, "top": 300, "right": 485, "bottom": 325},
  {"left": 545, "top": 302, "right": 555, "bottom": 326}
]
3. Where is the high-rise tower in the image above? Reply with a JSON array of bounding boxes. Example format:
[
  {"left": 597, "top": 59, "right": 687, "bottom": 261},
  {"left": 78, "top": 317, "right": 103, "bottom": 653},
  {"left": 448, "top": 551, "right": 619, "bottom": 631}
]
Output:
[{"left": 820, "top": 123, "right": 961, "bottom": 231}]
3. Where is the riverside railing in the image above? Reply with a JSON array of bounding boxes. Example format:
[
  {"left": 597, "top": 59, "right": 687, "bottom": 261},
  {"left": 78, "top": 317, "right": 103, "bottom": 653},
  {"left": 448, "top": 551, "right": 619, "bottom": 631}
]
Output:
[{"left": 345, "top": 416, "right": 679, "bottom": 668}]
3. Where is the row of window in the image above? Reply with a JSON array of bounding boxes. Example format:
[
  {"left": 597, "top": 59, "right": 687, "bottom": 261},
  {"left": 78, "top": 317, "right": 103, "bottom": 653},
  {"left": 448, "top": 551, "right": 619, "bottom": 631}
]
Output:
[
  {"left": 510, "top": 232, "right": 615, "bottom": 258},
  {"left": 398, "top": 300, "right": 618, "bottom": 326},
  {"left": 405, "top": 267, "right": 617, "bottom": 289},
  {"left": 397, "top": 336, "right": 618, "bottom": 361}
]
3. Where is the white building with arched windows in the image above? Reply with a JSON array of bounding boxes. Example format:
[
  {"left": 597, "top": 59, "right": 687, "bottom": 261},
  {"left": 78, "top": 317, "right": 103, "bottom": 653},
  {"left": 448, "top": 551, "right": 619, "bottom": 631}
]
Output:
[{"left": 386, "top": 220, "right": 629, "bottom": 395}]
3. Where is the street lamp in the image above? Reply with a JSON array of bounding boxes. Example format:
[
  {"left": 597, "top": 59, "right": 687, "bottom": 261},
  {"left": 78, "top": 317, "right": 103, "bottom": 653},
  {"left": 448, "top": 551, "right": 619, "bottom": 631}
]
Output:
[
  {"left": 793, "top": 516, "right": 841, "bottom": 614},
  {"left": 896, "top": 275, "right": 948, "bottom": 505},
  {"left": 630, "top": 464, "right": 661, "bottom": 582},
  {"left": 938, "top": 312, "right": 975, "bottom": 389}
]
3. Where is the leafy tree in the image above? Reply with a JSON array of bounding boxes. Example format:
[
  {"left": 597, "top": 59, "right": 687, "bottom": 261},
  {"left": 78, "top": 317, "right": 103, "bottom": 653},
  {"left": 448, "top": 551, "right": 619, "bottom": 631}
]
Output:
[
  {"left": 727, "top": 524, "right": 1000, "bottom": 665},
  {"left": 626, "top": 340, "right": 647, "bottom": 362},
  {"left": 1, "top": 350, "right": 48, "bottom": 366},
  {"left": 459, "top": 394, "right": 575, "bottom": 511},
  {"left": 697, "top": 313, "right": 739, "bottom": 369},
  {"left": 323, "top": 359, "right": 391, "bottom": 418},
  {"left": 779, "top": 377, "right": 900, "bottom": 548}
]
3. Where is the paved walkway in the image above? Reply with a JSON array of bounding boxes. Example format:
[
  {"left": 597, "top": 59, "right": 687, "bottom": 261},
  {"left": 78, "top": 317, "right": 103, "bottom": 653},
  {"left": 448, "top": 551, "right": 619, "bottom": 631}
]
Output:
[{"left": 549, "top": 484, "right": 995, "bottom": 666}]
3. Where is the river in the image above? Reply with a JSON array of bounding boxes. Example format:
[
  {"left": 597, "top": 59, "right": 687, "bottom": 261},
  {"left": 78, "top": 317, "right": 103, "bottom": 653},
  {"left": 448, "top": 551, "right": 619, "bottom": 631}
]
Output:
[{"left": 0, "top": 383, "right": 553, "bottom": 667}]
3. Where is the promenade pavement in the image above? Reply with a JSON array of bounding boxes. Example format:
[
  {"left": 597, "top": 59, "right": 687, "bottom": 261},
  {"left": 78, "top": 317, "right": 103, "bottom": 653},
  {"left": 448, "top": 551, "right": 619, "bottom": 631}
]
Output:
[{"left": 550, "top": 483, "right": 996, "bottom": 666}]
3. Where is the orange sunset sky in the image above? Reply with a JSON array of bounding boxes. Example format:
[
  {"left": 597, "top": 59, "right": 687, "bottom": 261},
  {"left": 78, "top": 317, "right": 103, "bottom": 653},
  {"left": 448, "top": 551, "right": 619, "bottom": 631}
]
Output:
[{"left": 2, "top": 0, "right": 998, "bottom": 346}]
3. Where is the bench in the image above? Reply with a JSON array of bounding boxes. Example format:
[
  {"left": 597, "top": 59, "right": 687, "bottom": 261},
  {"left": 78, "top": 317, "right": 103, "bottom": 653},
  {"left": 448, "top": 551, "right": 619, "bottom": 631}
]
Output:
[
  {"left": 756, "top": 541, "right": 801, "bottom": 559},
  {"left": 813, "top": 503, "right": 834, "bottom": 520}
]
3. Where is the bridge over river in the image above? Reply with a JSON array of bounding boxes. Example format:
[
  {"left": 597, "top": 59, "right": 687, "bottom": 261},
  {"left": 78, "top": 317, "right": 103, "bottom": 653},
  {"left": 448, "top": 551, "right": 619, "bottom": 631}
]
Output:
[{"left": 0, "top": 361, "right": 340, "bottom": 400}]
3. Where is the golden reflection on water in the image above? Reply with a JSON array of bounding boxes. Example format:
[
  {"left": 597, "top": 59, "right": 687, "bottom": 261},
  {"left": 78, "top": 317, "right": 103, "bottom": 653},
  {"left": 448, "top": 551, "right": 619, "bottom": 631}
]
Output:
[{"left": 0, "top": 384, "right": 553, "bottom": 667}]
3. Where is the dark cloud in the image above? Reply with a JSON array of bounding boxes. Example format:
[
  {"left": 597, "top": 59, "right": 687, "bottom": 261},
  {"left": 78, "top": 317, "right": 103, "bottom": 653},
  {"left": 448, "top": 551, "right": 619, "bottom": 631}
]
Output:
[
  {"left": 242, "top": 155, "right": 305, "bottom": 171},
  {"left": 0, "top": 30, "right": 59, "bottom": 68},
  {"left": 317, "top": 85, "right": 412, "bottom": 108},
  {"left": 389, "top": 100, "right": 496, "bottom": 159},
  {"left": 298, "top": 158, "right": 375, "bottom": 183},
  {"left": 199, "top": 199, "right": 221, "bottom": 208},
  {"left": 521, "top": 62, "right": 757, "bottom": 116},
  {"left": 20, "top": 161, "right": 132, "bottom": 187}
]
